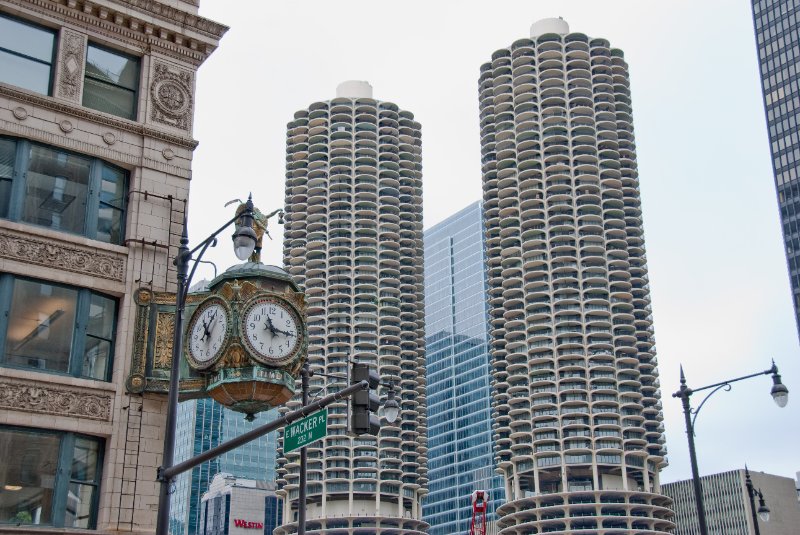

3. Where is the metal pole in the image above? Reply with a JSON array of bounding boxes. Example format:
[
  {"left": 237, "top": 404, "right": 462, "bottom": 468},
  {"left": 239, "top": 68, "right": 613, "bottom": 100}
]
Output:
[
  {"left": 162, "top": 379, "right": 368, "bottom": 480},
  {"left": 155, "top": 226, "right": 190, "bottom": 535},
  {"left": 298, "top": 362, "right": 309, "bottom": 535},
  {"left": 675, "top": 369, "right": 709, "bottom": 535},
  {"left": 745, "top": 467, "right": 762, "bottom": 535}
]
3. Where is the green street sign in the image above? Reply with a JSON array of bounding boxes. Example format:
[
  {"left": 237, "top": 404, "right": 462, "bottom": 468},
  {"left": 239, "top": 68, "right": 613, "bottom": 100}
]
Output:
[{"left": 284, "top": 409, "right": 328, "bottom": 453}]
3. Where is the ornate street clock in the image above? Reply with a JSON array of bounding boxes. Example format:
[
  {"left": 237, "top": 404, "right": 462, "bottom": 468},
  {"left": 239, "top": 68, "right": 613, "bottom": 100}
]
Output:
[
  {"left": 127, "top": 262, "right": 308, "bottom": 419},
  {"left": 186, "top": 297, "right": 230, "bottom": 370}
]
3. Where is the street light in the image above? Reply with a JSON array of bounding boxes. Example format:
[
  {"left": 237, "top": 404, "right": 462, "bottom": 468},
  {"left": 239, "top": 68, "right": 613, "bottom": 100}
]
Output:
[
  {"left": 771, "top": 370, "right": 789, "bottom": 408},
  {"left": 382, "top": 388, "right": 400, "bottom": 424},
  {"left": 155, "top": 196, "right": 257, "bottom": 535},
  {"left": 672, "top": 362, "right": 789, "bottom": 535},
  {"left": 745, "top": 466, "right": 771, "bottom": 535}
]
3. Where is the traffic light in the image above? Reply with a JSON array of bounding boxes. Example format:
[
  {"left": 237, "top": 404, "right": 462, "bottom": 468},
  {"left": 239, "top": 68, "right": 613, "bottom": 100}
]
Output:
[{"left": 351, "top": 362, "right": 380, "bottom": 435}]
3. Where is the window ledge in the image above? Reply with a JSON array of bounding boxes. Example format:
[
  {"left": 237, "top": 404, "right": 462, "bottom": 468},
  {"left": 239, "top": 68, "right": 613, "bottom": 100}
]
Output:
[
  {"left": 0, "top": 219, "right": 128, "bottom": 255},
  {"left": 0, "top": 367, "right": 117, "bottom": 393}
]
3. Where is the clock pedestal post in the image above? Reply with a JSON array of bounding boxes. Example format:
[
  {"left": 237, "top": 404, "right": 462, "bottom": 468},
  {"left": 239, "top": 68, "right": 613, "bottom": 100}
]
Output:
[{"left": 155, "top": 227, "right": 189, "bottom": 535}]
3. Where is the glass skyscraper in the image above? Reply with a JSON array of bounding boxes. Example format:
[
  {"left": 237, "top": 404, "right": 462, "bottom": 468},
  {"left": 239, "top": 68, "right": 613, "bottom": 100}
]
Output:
[
  {"left": 170, "top": 399, "right": 279, "bottom": 535},
  {"left": 751, "top": 0, "right": 800, "bottom": 335},
  {"left": 423, "top": 201, "right": 504, "bottom": 534}
]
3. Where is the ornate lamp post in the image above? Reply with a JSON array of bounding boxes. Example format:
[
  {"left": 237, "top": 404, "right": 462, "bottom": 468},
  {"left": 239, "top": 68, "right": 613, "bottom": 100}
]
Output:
[
  {"left": 672, "top": 362, "right": 789, "bottom": 535},
  {"left": 155, "top": 196, "right": 258, "bottom": 535}
]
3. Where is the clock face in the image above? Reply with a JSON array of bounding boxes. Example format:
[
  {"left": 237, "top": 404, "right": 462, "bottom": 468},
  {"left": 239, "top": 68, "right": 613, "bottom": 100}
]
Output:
[
  {"left": 241, "top": 297, "right": 301, "bottom": 365},
  {"left": 187, "top": 301, "right": 229, "bottom": 368}
]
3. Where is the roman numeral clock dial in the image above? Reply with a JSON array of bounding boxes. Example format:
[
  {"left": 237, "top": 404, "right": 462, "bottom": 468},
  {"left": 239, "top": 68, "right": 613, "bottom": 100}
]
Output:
[{"left": 241, "top": 296, "right": 301, "bottom": 366}]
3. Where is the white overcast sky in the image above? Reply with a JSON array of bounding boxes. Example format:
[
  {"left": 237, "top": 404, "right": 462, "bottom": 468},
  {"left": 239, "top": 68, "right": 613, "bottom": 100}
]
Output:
[{"left": 188, "top": 0, "right": 799, "bottom": 484}]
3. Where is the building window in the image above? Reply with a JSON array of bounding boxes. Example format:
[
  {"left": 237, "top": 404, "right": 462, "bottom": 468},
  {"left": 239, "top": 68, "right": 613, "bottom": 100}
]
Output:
[
  {"left": 0, "top": 136, "right": 127, "bottom": 244},
  {"left": 0, "top": 426, "right": 103, "bottom": 528},
  {"left": 83, "top": 43, "right": 139, "bottom": 120},
  {"left": 0, "top": 274, "right": 118, "bottom": 381},
  {"left": 0, "top": 14, "right": 55, "bottom": 96}
]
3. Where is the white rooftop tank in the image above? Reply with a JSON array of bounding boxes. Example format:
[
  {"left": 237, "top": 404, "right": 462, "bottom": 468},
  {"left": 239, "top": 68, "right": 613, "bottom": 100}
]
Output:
[
  {"left": 530, "top": 17, "right": 570, "bottom": 38},
  {"left": 336, "top": 80, "right": 373, "bottom": 99}
]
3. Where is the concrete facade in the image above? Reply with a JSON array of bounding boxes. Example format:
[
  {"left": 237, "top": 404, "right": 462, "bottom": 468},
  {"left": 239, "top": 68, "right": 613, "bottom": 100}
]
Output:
[
  {"left": 276, "top": 81, "right": 428, "bottom": 534},
  {"left": 0, "top": 0, "right": 224, "bottom": 533},
  {"left": 478, "top": 19, "right": 674, "bottom": 534},
  {"left": 662, "top": 469, "right": 800, "bottom": 535}
]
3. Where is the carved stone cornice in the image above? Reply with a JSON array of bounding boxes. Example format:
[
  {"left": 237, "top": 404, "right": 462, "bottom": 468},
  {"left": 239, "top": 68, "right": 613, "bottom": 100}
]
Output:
[
  {"left": 0, "top": 84, "right": 199, "bottom": 150},
  {"left": 1, "top": 0, "right": 228, "bottom": 66},
  {"left": 115, "top": 0, "right": 226, "bottom": 38},
  {"left": 0, "top": 378, "right": 113, "bottom": 422},
  {"left": 0, "top": 227, "right": 126, "bottom": 282}
]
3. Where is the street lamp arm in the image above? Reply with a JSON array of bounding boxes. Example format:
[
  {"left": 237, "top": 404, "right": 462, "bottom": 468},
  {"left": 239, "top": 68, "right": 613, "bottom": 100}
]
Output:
[
  {"left": 170, "top": 202, "right": 255, "bottom": 296},
  {"left": 186, "top": 202, "right": 254, "bottom": 259},
  {"left": 690, "top": 382, "right": 732, "bottom": 432},
  {"left": 184, "top": 236, "right": 217, "bottom": 293},
  {"left": 689, "top": 365, "right": 777, "bottom": 395}
]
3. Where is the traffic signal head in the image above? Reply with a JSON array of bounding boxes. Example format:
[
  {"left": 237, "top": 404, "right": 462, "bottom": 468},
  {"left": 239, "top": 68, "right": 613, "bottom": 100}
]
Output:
[{"left": 351, "top": 363, "right": 381, "bottom": 435}]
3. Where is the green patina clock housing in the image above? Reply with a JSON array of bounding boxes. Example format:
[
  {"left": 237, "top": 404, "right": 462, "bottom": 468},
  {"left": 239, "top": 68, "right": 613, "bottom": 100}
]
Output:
[{"left": 126, "top": 262, "right": 308, "bottom": 418}]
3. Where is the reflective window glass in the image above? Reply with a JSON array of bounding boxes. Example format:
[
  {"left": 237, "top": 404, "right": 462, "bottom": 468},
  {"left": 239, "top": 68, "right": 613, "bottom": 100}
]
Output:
[
  {"left": 0, "top": 429, "right": 60, "bottom": 525},
  {"left": 5, "top": 279, "right": 78, "bottom": 374},
  {"left": 83, "top": 294, "right": 116, "bottom": 380},
  {"left": 0, "top": 136, "right": 128, "bottom": 245},
  {"left": 66, "top": 438, "right": 100, "bottom": 528},
  {"left": 83, "top": 44, "right": 139, "bottom": 119},
  {"left": 1, "top": 275, "right": 118, "bottom": 381},
  {"left": 0, "top": 428, "right": 103, "bottom": 528},
  {"left": 0, "top": 138, "right": 15, "bottom": 218},
  {"left": 0, "top": 14, "right": 55, "bottom": 95},
  {"left": 97, "top": 165, "right": 126, "bottom": 244},
  {"left": 24, "top": 145, "right": 91, "bottom": 235}
]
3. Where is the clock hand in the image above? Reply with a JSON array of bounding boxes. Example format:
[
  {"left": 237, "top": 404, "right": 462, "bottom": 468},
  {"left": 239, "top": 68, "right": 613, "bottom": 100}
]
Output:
[
  {"left": 200, "top": 318, "right": 211, "bottom": 342},
  {"left": 272, "top": 326, "right": 295, "bottom": 337},
  {"left": 264, "top": 315, "right": 278, "bottom": 336},
  {"left": 208, "top": 311, "right": 220, "bottom": 334}
]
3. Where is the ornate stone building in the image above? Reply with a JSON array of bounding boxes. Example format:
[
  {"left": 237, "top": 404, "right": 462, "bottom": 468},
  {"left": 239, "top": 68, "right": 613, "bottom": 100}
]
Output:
[{"left": 0, "top": 0, "right": 224, "bottom": 533}]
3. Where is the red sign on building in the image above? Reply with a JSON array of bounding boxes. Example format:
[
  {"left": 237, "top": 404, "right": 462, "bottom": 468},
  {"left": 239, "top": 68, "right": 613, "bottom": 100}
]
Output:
[{"left": 233, "top": 519, "right": 263, "bottom": 529}]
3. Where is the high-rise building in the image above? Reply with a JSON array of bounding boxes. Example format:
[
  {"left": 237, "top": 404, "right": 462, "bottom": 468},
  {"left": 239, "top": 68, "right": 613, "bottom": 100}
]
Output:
[
  {"left": 198, "top": 473, "right": 283, "bottom": 535},
  {"left": 478, "top": 19, "right": 674, "bottom": 534},
  {"left": 0, "top": 0, "right": 224, "bottom": 532},
  {"left": 423, "top": 201, "right": 504, "bottom": 534},
  {"left": 276, "top": 81, "right": 428, "bottom": 534},
  {"left": 751, "top": 0, "right": 800, "bottom": 336},
  {"left": 170, "top": 399, "right": 279, "bottom": 534},
  {"left": 662, "top": 469, "right": 800, "bottom": 535}
]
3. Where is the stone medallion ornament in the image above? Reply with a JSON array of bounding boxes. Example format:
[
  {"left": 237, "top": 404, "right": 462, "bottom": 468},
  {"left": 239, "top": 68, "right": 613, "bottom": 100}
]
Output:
[{"left": 149, "top": 60, "right": 194, "bottom": 131}]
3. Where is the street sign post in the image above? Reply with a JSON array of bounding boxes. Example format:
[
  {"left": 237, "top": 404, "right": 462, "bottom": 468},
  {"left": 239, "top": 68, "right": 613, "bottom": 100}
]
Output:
[{"left": 284, "top": 409, "right": 328, "bottom": 453}]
